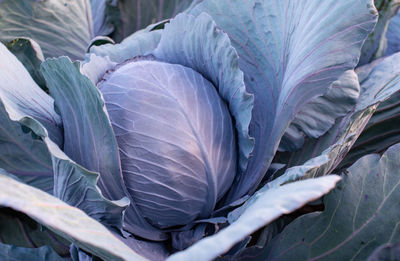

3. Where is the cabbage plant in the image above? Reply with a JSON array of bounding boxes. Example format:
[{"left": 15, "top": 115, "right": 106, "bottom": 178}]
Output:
[{"left": 1, "top": 0, "right": 400, "bottom": 260}]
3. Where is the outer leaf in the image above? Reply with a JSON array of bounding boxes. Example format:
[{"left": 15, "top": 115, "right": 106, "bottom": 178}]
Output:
[
  {"left": 115, "top": 233, "right": 169, "bottom": 261},
  {"left": 51, "top": 145, "right": 130, "bottom": 232},
  {"left": 167, "top": 176, "right": 341, "bottom": 261},
  {"left": 152, "top": 12, "right": 254, "bottom": 182},
  {"left": 0, "top": 42, "right": 62, "bottom": 146},
  {"left": 366, "top": 242, "right": 400, "bottom": 261},
  {"left": 0, "top": 0, "right": 94, "bottom": 60},
  {"left": 190, "top": 0, "right": 378, "bottom": 201},
  {"left": 265, "top": 143, "right": 400, "bottom": 261},
  {"left": 113, "top": 0, "right": 193, "bottom": 41},
  {"left": 0, "top": 50, "right": 130, "bottom": 236},
  {"left": 386, "top": 9, "right": 400, "bottom": 55},
  {"left": 6, "top": 38, "right": 47, "bottom": 91},
  {"left": 359, "top": 0, "right": 400, "bottom": 65},
  {"left": 89, "top": 27, "right": 162, "bottom": 63},
  {"left": 338, "top": 91, "right": 400, "bottom": 170},
  {"left": 0, "top": 100, "right": 53, "bottom": 194},
  {"left": 274, "top": 52, "right": 400, "bottom": 178},
  {"left": 83, "top": 26, "right": 162, "bottom": 85},
  {"left": 0, "top": 243, "right": 66, "bottom": 261},
  {"left": 0, "top": 207, "right": 70, "bottom": 256},
  {"left": 40, "top": 57, "right": 165, "bottom": 240},
  {"left": 0, "top": 171, "right": 145, "bottom": 261},
  {"left": 280, "top": 70, "right": 360, "bottom": 151},
  {"left": 90, "top": 0, "right": 115, "bottom": 36},
  {"left": 0, "top": 42, "right": 61, "bottom": 193}
]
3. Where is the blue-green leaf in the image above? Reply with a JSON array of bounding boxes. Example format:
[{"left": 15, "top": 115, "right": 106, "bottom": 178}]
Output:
[
  {"left": 366, "top": 241, "right": 400, "bottom": 261},
  {"left": 280, "top": 70, "right": 360, "bottom": 151},
  {"left": 0, "top": 0, "right": 94, "bottom": 60},
  {"left": 40, "top": 57, "right": 165, "bottom": 240},
  {"left": 265, "top": 143, "right": 400, "bottom": 261},
  {"left": 167, "top": 175, "right": 340, "bottom": 261},
  {"left": 0, "top": 207, "right": 70, "bottom": 256},
  {"left": 189, "top": 0, "right": 378, "bottom": 201},
  {"left": 6, "top": 38, "right": 47, "bottom": 92},
  {"left": 0, "top": 42, "right": 62, "bottom": 146},
  {"left": 274, "top": 52, "right": 400, "bottom": 178},
  {"left": 0, "top": 170, "right": 146, "bottom": 261}
]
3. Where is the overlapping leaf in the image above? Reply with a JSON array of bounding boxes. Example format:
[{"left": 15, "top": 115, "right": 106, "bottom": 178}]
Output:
[
  {"left": 265, "top": 143, "right": 400, "bottom": 261},
  {"left": 0, "top": 243, "right": 66, "bottom": 261},
  {"left": 6, "top": 38, "right": 47, "bottom": 91},
  {"left": 167, "top": 176, "right": 340, "bottom": 261},
  {"left": 0, "top": 171, "right": 145, "bottom": 261},
  {"left": 41, "top": 57, "right": 166, "bottom": 240},
  {"left": 189, "top": 0, "right": 378, "bottom": 201},
  {"left": 274, "top": 52, "right": 400, "bottom": 178},
  {"left": 152, "top": 12, "right": 253, "bottom": 190},
  {"left": 0, "top": 207, "right": 70, "bottom": 256}
]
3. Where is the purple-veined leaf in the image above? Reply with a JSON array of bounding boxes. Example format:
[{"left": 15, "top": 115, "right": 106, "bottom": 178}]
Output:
[
  {"left": 280, "top": 70, "right": 360, "bottom": 152},
  {"left": 167, "top": 175, "right": 341, "bottom": 261},
  {"left": 189, "top": 0, "right": 378, "bottom": 202},
  {"left": 0, "top": 170, "right": 146, "bottom": 261},
  {"left": 264, "top": 143, "right": 400, "bottom": 261},
  {"left": 366, "top": 241, "right": 400, "bottom": 261},
  {"left": 274, "top": 52, "right": 400, "bottom": 178}
]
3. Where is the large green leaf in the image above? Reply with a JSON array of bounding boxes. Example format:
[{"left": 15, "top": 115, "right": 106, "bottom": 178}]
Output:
[
  {"left": 167, "top": 175, "right": 340, "bottom": 261},
  {"left": 0, "top": 170, "right": 145, "bottom": 261},
  {"left": 0, "top": 42, "right": 62, "bottom": 146},
  {"left": 0, "top": 0, "right": 94, "bottom": 60},
  {"left": 189, "top": 0, "right": 378, "bottom": 202},
  {"left": 265, "top": 143, "right": 400, "bottom": 261},
  {"left": 0, "top": 99, "right": 53, "bottom": 193},
  {"left": 0, "top": 42, "right": 61, "bottom": 193},
  {"left": 6, "top": 38, "right": 47, "bottom": 91}
]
